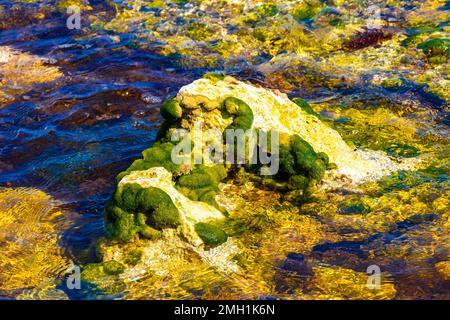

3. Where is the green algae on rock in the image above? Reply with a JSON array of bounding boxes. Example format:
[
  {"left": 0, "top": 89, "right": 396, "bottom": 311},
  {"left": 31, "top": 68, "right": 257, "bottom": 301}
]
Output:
[
  {"left": 105, "top": 76, "right": 422, "bottom": 248},
  {"left": 194, "top": 222, "right": 228, "bottom": 247},
  {"left": 419, "top": 38, "right": 450, "bottom": 65},
  {"left": 99, "top": 75, "right": 430, "bottom": 298}
]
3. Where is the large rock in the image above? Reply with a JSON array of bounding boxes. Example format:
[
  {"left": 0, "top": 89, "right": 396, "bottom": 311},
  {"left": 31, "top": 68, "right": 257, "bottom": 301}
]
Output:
[
  {"left": 104, "top": 75, "right": 420, "bottom": 247},
  {"left": 176, "top": 76, "right": 418, "bottom": 183},
  {"left": 97, "top": 76, "right": 420, "bottom": 291}
]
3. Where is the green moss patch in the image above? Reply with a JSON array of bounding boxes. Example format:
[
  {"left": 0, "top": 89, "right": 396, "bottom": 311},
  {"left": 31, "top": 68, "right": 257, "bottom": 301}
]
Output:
[
  {"left": 106, "top": 184, "right": 181, "bottom": 242},
  {"left": 419, "top": 38, "right": 450, "bottom": 65},
  {"left": 176, "top": 164, "right": 228, "bottom": 214},
  {"left": 223, "top": 97, "right": 254, "bottom": 131},
  {"left": 194, "top": 222, "right": 228, "bottom": 247}
]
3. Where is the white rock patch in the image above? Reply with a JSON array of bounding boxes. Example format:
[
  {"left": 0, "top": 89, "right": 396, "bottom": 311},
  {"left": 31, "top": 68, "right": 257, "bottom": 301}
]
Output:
[{"left": 178, "top": 77, "right": 420, "bottom": 183}]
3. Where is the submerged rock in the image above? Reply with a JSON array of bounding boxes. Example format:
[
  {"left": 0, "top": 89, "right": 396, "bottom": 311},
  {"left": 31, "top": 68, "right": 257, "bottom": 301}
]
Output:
[
  {"left": 343, "top": 28, "right": 393, "bottom": 51},
  {"left": 308, "top": 265, "right": 397, "bottom": 300},
  {"left": 0, "top": 188, "right": 71, "bottom": 297},
  {"left": 0, "top": 46, "right": 62, "bottom": 104}
]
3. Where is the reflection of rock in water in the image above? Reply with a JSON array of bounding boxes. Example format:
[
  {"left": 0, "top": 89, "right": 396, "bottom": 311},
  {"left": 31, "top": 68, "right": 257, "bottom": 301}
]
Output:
[{"left": 0, "top": 188, "right": 70, "bottom": 298}]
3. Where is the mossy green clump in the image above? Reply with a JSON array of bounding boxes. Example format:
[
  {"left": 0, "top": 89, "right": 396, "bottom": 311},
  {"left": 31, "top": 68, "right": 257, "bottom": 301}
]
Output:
[
  {"left": 115, "top": 184, "right": 181, "bottom": 229},
  {"left": 139, "top": 187, "right": 181, "bottom": 228},
  {"left": 176, "top": 164, "right": 228, "bottom": 213},
  {"left": 194, "top": 222, "right": 228, "bottom": 247},
  {"left": 160, "top": 98, "right": 183, "bottom": 122},
  {"left": 223, "top": 97, "right": 254, "bottom": 131},
  {"left": 234, "top": 129, "right": 330, "bottom": 201},
  {"left": 103, "top": 260, "right": 125, "bottom": 275},
  {"left": 104, "top": 204, "right": 141, "bottom": 243},
  {"left": 106, "top": 184, "right": 180, "bottom": 243},
  {"left": 241, "top": 132, "right": 330, "bottom": 202},
  {"left": 123, "top": 249, "right": 143, "bottom": 266},
  {"left": 292, "top": 97, "right": 317, "bottom": 116},
  {"left": 156, "top": 98, "right": 184, "bottom": 142},
  {"left": 278, "top": 134, "right": 329, "bottom": 196},
  {"left": 419, "top": 38, "right": 450, "bottom": 65},
  {"left": 115, "top": 141, "right": 182, "bottom": 184}
]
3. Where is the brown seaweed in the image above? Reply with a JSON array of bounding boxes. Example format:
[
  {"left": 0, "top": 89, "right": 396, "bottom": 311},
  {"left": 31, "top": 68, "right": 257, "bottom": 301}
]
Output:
[{"left": 344, "top": 28, "right": 393, "bottom": 51}]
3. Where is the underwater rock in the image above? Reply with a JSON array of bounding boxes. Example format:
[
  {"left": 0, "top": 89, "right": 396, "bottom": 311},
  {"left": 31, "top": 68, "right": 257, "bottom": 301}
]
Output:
[
  {"left": 0, "top": 46, "right": 62, "bottom": 104},
  {"left": 0, "top": 188, "right": 71, "bottom": 297},
  {"left": 435, "top": 261, "right": 450, "bottom": 280},
  {"left": 343, "top": 28, "right": 393, "bottom": 51},
  {"left": 282, "top": 252, "right": 313, "bottom": 276},
  {"left": 309, "top": 265, "right": 396, "bottom": 300}
]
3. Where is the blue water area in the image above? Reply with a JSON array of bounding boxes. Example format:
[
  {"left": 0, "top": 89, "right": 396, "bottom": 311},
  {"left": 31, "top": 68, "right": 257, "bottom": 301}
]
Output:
[{"left": 0, "top": 4, "right": 205, "bottom": 266}]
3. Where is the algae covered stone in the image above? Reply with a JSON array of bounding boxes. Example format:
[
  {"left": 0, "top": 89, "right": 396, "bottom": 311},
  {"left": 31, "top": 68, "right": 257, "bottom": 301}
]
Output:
[
  {"left": 106, "top": 183, "right": 181, "bottom": 242},
  {"left": 419, "top": 38, "right": 449, "bottom": 65},
  {"left": 161, "top": 98, "right": 183, "bottom": 122},
  {"left": 194, "top": 222, "right": 228, "bottom": 247},
  {"left": 223, "top": 97, "right": 254, "bottom": 131},
  {"left": 104, "top": 75, "right": 421, "bottom": 254}
]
